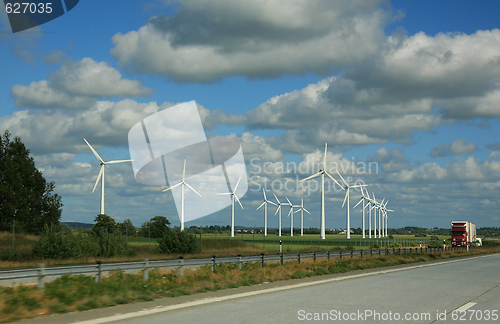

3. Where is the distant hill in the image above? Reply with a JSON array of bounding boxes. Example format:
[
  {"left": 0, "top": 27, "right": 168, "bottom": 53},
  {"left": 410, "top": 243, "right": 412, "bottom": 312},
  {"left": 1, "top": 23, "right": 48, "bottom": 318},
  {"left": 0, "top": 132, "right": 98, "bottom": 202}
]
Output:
[{"left": 61, "top": 222, "right": 94, "bottom": 229}]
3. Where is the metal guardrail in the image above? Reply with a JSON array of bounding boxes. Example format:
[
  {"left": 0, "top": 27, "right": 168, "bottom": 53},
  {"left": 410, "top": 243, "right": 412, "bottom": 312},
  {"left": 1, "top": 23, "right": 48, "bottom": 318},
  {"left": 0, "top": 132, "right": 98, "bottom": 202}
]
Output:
[{"left": 0, "top": 246, "right": 470, "bottom": 288}]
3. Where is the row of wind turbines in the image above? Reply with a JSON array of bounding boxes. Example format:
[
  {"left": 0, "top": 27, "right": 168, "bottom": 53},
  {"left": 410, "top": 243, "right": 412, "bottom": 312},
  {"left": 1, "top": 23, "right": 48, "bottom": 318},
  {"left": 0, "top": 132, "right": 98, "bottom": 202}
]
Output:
[
  {"left": 256, "top": 144, "right": 394, "bottom": 240},
  {"left": 84, "top": 139, "right": 393, "bottom": 240}
]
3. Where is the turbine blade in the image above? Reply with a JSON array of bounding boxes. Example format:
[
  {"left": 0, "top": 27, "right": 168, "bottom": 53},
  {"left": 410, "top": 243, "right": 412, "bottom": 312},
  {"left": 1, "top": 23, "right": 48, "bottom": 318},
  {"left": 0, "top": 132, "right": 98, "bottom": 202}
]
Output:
[
  {"left": 182, "top": 159, "right": 187, "bottom": 180},
  {"left": 323, "top": 143, "right": 328, "bottom": 170},
  {"left": 336, "top": 170, "right": 348, "bottom": 186},
  {"left": 342, "top": 188, "right": 349, "bottom": 208},
  {"left": 92, "top": 166, "right": 104, "bottom": 193},
  {"left": 257, "top": 202, "right": 265, "bottom": 210},
  {"left": 287, "top": 207, "right": 292, "bottom": 217},
  {"left": 304, "top": 208, "right": 311, "bottom": 214},
  {"left": 325, "top": 171, "right": 343, "bottom": 189},
  {"left": 233, "top": 177, "right": 242, "bottom": 192},
  {"left": 235, "top": 194, "right": 244, "bottom": 209},
  {"left": 105, "top": 159, "right": 133, "bottom": 164},
  {"left": 163, "top": 182, "right": 182, "bottom": 192},
  {"left": 184, "top": 182, "right": 202, "bottom": 197},
  {"left": 217, "top": 192, "right": 232, "bottom": 195},
  {"left": 275, "top": 205, "right": 281, "bottom": 215},
  {"left": 274, "top": 193, "right": 281, "bottom": 204},
  {"left": 353, "top": 198, "right": 363, "bottom": 209},
  {"left": 300, "top": 171, "right": 322, "bottom": 182},
  {"left": 262, "top": 189, "right": 267, "bottom": 200},
  {"left": 84, "top": 138, "right": 104, "bottom": 163},
  {"left": 267, "top": 200, "right": 277, "bottom": 206},
  {"left": 350, "top": 184, "right": 368, "bottom": 188},
  {"left": 286, "top": 197, "right": 292, "bottom": 206}
]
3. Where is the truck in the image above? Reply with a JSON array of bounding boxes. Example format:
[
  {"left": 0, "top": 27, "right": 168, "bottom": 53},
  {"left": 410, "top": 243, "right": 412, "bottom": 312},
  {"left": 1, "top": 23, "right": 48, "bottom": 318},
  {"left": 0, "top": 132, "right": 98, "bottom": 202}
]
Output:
[{"left": 451, "top": 221, "right": 480, "bottom": 247}]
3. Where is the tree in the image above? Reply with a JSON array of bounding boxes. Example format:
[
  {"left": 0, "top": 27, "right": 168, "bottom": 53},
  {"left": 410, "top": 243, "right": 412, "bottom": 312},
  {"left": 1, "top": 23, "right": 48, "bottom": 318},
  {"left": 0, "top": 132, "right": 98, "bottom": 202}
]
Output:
[
  {"left": 0, "top": 131, "right": 63, "bottom": 234},
  {"left": 117, "top": 219, "right": 136, "bottom": 236},
  {"left": 139, "top": 216, "right": 171, "bottom": 238},
  {"left": 92, "top": 214, "right": 117, "bottom": 234}
]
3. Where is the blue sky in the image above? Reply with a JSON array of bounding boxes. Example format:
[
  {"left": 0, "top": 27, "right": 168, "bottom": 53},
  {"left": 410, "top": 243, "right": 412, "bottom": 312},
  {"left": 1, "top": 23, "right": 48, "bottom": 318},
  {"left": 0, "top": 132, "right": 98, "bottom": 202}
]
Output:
[{"left": 0, "top": 1, "right": 499, "bottom": 230}]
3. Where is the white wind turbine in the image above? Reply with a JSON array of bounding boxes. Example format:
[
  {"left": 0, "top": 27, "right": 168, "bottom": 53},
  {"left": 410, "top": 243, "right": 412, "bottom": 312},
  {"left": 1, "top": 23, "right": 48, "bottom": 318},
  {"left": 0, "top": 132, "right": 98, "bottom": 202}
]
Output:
[
  {"left": 300, "top": 143, "right": 343, "bottom": 239},
  {"left": 381, "top": 200, "right": 394, "bottom": 237},
  {"left": 256, "top": 189, "right": 277, "bottom": 236},
  {"left": 218, "top": 177, "right": 244, "bottom": 238},
  {"left": 274, "top": 194, "right": 289, "bottom": 237},
  {"left": 163, "top": 159, "right": 201, "bottom": 231},
  {"left": 84, "top": 138, "right": 133, "bottom": 215},
  {"left": 337, "top": 171, "right": 367, "bottom": 240},
  {"left": 369, "top": 193, "right": 385, "bottom": 238},
  {"left": 294, "top": 199, "right": 310, "bottom": 236},
  {"left": 286, "top": 197, "right": 299, "bottom": 237},
  {"left": 353, "top": 186, "right": 372, "bottom": 239}
]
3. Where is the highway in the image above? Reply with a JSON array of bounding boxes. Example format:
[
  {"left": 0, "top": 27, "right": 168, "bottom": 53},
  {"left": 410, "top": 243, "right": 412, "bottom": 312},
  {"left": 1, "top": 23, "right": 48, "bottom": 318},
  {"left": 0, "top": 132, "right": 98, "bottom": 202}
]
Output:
[{"left": 19, "top": 253, "right": 500, "bottom": 324}]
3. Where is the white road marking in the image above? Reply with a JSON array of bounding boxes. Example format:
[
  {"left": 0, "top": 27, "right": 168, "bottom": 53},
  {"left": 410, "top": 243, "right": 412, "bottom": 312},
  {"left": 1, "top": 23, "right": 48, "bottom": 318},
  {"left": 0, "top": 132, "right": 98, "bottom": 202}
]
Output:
[
  {"left": 455, "top": 302, "right": 477, "bottom": 312},
  {"left": 72, "top": 254, "right": 497, "bottom": 324}
]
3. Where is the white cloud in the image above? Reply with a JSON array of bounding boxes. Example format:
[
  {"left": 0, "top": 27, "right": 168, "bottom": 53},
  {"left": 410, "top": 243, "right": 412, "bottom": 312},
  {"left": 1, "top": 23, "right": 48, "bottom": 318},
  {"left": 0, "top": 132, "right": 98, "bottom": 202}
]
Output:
[
  {"left": 111, "top": 0, "right": 389, "bottom": 82},
  {"left": 11, "top": 58, "right": 154, "bottom": 109},
  {"left": 430, "top": 139, "right": 477, "bottom": 157}
]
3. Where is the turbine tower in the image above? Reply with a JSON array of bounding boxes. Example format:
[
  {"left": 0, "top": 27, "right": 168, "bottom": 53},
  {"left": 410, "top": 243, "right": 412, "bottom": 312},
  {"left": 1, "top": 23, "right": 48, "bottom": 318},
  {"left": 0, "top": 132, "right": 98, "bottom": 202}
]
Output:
[
  {"left": 300, "top": 143, "right": 343, "bottom": 239},
  {"left": 294, "top": 199, "right": 310, "bottom": 236},
  {"left": 84, "top": 138, "right": 133, "bottom": 215},
  {"left": 256, "top": 189, "right": 277, "bottom": 236},
  {"left": 353, "top": 187, "right": 371, "bottom": 239},
  {"left": 286, "top": 197, "right": 299, "bottom": 237},
  {"left": 337, "top": 171, "right": 367, "bottom": 240},
  {"left": 274, "top": 194, "right": 289, "bottom": 237},
  {"left": 163, "top": 159, "right": 201, "bottom": 231},
  {"left": 218, "top": 177, "right": 244, "bottom": 237}
]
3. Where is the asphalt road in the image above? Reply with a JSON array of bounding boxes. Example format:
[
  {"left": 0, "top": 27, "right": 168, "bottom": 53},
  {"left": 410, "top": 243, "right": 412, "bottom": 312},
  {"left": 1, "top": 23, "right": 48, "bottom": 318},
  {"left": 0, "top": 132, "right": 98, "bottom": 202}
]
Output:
[{"left": 19, "top": 253, "right": 500, "bottom": 324}]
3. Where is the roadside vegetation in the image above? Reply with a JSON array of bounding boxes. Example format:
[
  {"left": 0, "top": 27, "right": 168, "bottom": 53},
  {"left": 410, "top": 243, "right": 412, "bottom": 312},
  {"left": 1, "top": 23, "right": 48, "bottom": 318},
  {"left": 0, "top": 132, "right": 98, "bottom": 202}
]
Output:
[{"left": 0, "top": 245, "right": 499, "bottom": 323}]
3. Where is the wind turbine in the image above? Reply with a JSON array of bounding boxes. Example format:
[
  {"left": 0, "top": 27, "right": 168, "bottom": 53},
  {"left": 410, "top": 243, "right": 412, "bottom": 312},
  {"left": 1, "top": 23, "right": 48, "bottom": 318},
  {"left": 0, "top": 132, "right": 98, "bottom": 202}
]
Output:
[
  {"left": 286, "top": 197, "right": 299, "bottom": 237},
  {"left": 370, "top": 193, "right": 384, "bottom": 238},
  {"left": 163, "top": 159, "right": 201, "bottom": 231},
  {"left": 337, "top": 171, "right": 367, "bottom": 240},
  {"left": 294, "top": 199, "right": 310, "bottom": 236},
  {"left": 218, "top": 177, "right": 244, "bottom": 238},
  {"left": 84, "top": 138, "right": 133, "bottom": 215},
  {"left": 274, "top": 194, "right": 289, "bottom": 237},
  {"left": 256, "top": 189, "right": 277, "bottom": 236},
  {"left": 353, "top": 186, "right": 371, "bottom": 239},
  {"left": 300, "top": 143, "right": 343, "bottom": 239},
  {"left": 381, "top": 200, "right": 394, "bottom": 237}
]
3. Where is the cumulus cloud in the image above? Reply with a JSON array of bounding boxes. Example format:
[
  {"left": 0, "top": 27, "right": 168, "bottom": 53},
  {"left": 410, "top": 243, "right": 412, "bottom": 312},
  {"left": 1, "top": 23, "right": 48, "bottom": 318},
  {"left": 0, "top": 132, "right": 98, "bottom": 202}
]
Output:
[
  {"left": 430, "top": 139, "right": 477, "bottom": 157},
  {"left": 11, "top": 57, "right": 154, "bottom": 109},
  {"left": 111, "top": 0, "right": 390, "bottom": 82},
  {"left": 486, "top": 141, "right": 500, "bottom": 151}
]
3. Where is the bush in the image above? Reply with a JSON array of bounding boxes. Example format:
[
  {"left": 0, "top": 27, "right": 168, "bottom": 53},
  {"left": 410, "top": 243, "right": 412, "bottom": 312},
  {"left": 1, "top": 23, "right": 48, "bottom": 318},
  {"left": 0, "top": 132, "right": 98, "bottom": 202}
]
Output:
[
  {"left": 389, "top": 242, "right": 401, "bottom": 248},
  {"left": 427, "top": 240, "right": 442, "bottom": 248},
  {"left": 156, "top": 228, "right": 199, "bottom": 254},
  {"left": 370, "top": 243, "right": 381, "bottom": 249},
  {"left": 33, "top": 225, "right": 130, "bottom": 259}
]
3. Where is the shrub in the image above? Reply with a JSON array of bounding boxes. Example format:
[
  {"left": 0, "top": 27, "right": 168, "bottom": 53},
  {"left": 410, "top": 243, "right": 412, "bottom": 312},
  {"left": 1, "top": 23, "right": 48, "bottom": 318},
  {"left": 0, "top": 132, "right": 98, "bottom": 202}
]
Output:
[
  {"left": 370, "top": 243, "right": 381, "bottom": 249},
  {"left": 389, "top": 242, "right": 401, "bottom": 248},
  {"left": 156, "top": 228, "right": 199, "bottom": 254}
]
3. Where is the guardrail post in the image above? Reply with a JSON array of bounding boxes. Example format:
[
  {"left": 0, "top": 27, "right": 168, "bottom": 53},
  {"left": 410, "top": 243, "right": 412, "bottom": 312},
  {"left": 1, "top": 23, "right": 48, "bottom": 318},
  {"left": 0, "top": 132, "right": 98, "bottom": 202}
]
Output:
[
  {"left": 392, "top": 248, "right": 395, "bottom": 255},
  {"left": 297, "top": 252, "right": 301, "bottom": 264},
  {"left": 178, "top": 257, "right": 184, "bottom": 277},
  {"left": 370, "top": 249, "right": 372, "bottom": 258},
  {"left": 350, "top": 250, "right": 353, "bottom": 259},
  {"left": 378, "top": 249, "right": 381, "bottom": 256},
  {"left": 212, "top": 255, "right": 216, "bottom": 272},
  {"left": 38, "top": 263, "right": 45, "bottom": 289},
  {"left": 280, "top": 253, "right": 284, "bottom": 266},
  {"left": 360, "top": 250, "right": 363, "bottom": 259},
  {"left": 313, "top": 251, "right": 316, "bottom": 262},
  {"left": 327, "top": 251, "right": 330, "bottom": 261},
  {"left": 96, "top": 261, "right": 102, "bottom": 283},
  {"left": 385, "top": 249, "right": 388, "bottom": 256},
  {"left": 420, "top": 247, "right": 423, "bottom": 253},
  {"left": 237, "top": 254, "right": 242, "bottom": 271},
  {"left": 339, "top": 250, "right": 342, "bottom": 260},
  {"left": 143, "top": 258, "right": 149, "bottom": 281}
]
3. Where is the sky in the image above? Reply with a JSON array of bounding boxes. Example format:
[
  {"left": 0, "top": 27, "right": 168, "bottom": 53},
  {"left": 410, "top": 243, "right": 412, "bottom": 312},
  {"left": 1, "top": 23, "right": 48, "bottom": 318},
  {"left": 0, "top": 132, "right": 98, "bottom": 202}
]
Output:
[{"left": 0, "top": 0, "right": 499, "bottom": 230}]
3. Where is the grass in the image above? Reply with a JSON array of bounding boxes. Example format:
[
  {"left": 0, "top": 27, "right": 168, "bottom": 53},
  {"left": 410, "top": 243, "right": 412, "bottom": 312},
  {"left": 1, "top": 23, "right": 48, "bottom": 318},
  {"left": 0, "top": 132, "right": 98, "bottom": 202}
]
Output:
[{"left": 0, "top": 245, "right": 498, "bottom": 323}]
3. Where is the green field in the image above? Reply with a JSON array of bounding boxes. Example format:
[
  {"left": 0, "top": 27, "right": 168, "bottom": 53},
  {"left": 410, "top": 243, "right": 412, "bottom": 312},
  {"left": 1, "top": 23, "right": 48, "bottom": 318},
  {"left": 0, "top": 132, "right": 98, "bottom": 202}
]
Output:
[{"left": 118, "top": 233, "right": 451, "bottom": 253}]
